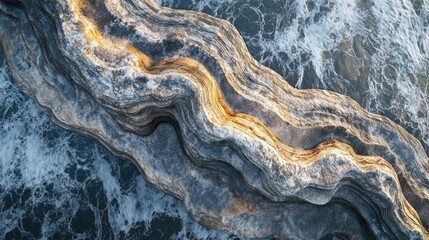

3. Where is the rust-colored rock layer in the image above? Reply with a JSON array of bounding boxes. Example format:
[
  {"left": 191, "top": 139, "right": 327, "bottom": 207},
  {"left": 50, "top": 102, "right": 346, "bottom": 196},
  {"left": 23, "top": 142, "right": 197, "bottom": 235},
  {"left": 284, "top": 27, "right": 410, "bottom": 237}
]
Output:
[{"left": 1, "top": 0, "right": 428, "bottom": 239}]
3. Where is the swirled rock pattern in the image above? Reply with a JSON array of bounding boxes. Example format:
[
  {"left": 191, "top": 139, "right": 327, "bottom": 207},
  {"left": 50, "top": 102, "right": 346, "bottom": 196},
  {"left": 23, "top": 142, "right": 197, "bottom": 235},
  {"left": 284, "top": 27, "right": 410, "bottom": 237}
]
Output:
[{"left": 1, "top": 0, "right": 428, "bottom": 239}]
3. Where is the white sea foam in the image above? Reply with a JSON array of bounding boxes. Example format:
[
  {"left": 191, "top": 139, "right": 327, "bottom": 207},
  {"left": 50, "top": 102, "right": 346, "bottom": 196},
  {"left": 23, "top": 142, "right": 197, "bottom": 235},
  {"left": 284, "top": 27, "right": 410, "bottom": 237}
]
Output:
[
  {"left": 365, "top": 0, "right": 429, "bottom": 147},
  {"left": 1, "top": 0, "right": 428, "bottom": 238},
  {"left": 0, "top": 60, "right": 239, "bottom": 238},
  {"left": 263, "top": 0, "right": 364, "bottom": 87},
  {"left": 160, "top": 0, "right": 429, "bottom": 150}
]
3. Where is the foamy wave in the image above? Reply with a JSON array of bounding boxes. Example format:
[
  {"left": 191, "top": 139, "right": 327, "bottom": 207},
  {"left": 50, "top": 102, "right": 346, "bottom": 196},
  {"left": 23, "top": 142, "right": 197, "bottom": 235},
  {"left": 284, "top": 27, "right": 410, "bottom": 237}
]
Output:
[
  {"left": 0, "top": 60, "right": 240, "bottom": 239},
  {"left": 2, "top": 0, "right": 428, "bottom": 238},
  {"left": 160, "top": 0, "right": 429, "bottom": 151}
]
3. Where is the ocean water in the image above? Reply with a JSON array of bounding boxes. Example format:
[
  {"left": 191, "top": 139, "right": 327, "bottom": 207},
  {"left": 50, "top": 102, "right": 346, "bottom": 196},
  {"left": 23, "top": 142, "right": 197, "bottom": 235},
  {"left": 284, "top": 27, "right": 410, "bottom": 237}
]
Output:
[
  {"left": 0, "top": 53, "right": 240, "bottom": 239},
  {"left": 160, "top": 0, "right": 429, "bottom": 152},
  {"left": 1, "top": 0, "right": 429, "bottom": 239}
]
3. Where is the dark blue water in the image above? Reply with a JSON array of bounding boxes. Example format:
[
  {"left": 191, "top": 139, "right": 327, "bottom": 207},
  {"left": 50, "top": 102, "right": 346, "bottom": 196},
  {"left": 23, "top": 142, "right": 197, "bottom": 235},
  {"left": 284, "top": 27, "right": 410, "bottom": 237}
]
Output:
[
  {"left": 160, "top": 0, "right": 429, "bottom": 152},
  {"left": 1, "top": 0, "right": 429, "bottom": 239},
  {"left": 0, "top": 46, "right": 242, "bottom": 239}
]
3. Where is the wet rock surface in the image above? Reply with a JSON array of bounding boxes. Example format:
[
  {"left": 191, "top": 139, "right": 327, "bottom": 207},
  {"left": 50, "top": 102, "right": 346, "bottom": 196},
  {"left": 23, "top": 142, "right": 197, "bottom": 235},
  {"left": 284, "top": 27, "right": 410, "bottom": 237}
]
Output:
[{"left": 0, "top": 0, "right": 428, "bottom": 239}]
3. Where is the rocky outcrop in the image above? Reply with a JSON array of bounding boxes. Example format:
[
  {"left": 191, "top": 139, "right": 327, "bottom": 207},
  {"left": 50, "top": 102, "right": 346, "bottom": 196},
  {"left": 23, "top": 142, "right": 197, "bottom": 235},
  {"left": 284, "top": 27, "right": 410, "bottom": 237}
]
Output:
[{"left": 0, "top": 0, "right": 428, "bottom": 239}]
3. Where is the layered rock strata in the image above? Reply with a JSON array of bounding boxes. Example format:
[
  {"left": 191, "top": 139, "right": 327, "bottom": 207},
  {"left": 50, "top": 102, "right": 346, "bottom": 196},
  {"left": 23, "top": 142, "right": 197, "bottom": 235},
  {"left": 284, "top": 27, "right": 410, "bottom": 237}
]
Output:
[{"left": 0, "top": 0, "right": 428, "bottom": 239}]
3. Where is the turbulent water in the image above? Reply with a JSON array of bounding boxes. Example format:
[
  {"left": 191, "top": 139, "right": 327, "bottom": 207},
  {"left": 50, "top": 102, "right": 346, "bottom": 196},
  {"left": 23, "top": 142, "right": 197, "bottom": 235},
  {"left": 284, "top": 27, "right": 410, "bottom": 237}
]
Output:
[
  {"left": 160, "top": 0, "right": 429, "bottom": 152},
  {"left": 0, "top": 53, "right": 239, "bottom": 238},
  {"left": 1, "top": 0, "right": 428, "bottom": 239}
]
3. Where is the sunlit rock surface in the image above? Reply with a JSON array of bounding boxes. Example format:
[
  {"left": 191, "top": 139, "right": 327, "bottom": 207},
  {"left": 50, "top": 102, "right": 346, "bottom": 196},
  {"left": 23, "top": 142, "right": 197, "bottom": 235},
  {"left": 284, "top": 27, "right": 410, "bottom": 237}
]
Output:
[{"left": 0, "top": 0, "right": 428, "bottom": 239}]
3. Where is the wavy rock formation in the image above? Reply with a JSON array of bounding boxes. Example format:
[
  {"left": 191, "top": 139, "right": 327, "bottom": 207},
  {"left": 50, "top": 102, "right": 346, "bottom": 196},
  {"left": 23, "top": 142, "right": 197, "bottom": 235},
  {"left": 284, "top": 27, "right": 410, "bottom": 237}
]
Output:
[{"left": 1, "top": 0, "right": 428, "bottom": 239}]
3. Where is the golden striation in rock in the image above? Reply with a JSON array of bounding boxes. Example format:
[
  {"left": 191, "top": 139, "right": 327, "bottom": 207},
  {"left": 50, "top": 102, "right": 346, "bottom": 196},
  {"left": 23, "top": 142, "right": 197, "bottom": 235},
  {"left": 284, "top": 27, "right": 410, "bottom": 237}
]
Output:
[{"left": 1, "top": 0, "right": 428, "bottom": 239}]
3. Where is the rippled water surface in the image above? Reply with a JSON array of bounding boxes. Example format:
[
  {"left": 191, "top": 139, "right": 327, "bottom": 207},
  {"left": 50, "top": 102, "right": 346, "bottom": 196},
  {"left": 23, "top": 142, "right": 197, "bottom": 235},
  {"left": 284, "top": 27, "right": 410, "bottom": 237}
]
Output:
[
  {"left": 1, "top": 0, "right": 429, "bottom": 239},
  {"left": 0, "top": 50, "right": 240, "bottom": 239},
  {"left": 161, "top": 0, "right": 429, "bottom": 151}
]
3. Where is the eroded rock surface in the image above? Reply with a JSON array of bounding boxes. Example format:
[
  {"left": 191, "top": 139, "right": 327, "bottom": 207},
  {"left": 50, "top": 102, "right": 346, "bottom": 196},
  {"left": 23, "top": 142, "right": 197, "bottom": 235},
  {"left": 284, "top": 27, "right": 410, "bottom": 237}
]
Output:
[{"left": 0, "top": 0, "right": 428, "bottom": 239}]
